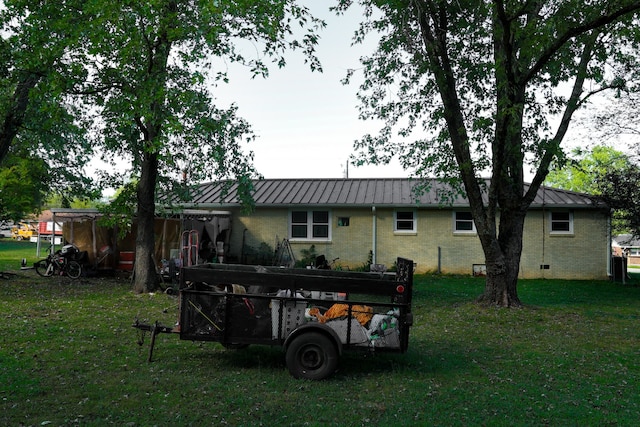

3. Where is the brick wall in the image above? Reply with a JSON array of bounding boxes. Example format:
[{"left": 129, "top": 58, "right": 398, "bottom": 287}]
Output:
[{"left": 226, "top": 206, "right": 610, "bottom": 279}]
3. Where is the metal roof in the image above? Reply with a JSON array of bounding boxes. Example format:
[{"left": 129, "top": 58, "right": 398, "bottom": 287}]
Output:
[
  {"left": 182, "top": 178, "right": 603, "bottom": 209},
  {"left": 612, "top": 234, "right": 640, "bottom": 247}
]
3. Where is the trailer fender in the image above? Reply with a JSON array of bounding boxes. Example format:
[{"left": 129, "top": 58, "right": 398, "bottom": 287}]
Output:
[{"left": 283, "top": 323, "right": 343, "bottom": 356}]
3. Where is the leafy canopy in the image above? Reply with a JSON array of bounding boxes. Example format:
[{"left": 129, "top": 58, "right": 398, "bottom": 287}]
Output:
[
  {"left": 65, "top": 0, "right": 325, "bottom": 212},
  {"left": 339, "top": 0, "right": 640, "bottom": 191},
  {"left": 0, "top": 0, "right": 100, "bottom": 214},
  {"left": 545, "top": 146, "right": 632, "bottom": 194},
  {"left": 335, "top": 0, "right": 640, "bottom": 305},
  {"left": 547, "top": 146, "right": 640, "bottom": 236},
  {"left": 0, "top": 155, "right": 48, "bottom": 222}
]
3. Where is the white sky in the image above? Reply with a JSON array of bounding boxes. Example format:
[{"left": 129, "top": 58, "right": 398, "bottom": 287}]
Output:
[
  {"left": 209, "top": 3, "right": 640, "bottom": 182},
  {"left": 212, "top": 2, "right": 407, "bottom": 179},
  {"left": 94, "top": 2, "right": 632, "bottom": 187}
]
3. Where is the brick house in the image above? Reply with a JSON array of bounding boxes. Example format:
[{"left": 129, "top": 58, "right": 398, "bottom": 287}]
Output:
[
  {"left": 612, "top": 234, "right": 640, "bottom": 267},
  {"left": 179, "top": 178, "right": 611, "bottom": 280}
]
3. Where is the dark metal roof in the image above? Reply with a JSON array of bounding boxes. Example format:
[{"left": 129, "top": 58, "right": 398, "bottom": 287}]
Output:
[
  {"left": 612, "top": 234, "right": 640, "bottom": 247},
  {"left": 184, "top": 178, "right": 603, "bottom": 209}
]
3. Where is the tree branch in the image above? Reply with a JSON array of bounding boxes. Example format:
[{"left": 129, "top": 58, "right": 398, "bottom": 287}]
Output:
[
  {"left": 526, "top": 31, "right": 598, "bottom": 203},
  {"left": 0, "top": 72, "right": 42, "bottom": 164},
  {"left": 523, "top": 2, "right": 640, "bottom": 84}
]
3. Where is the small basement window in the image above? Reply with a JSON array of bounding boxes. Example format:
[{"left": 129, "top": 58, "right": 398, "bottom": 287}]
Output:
[{"left": 337, "top": 217, "right": 350, "bottom": 227}]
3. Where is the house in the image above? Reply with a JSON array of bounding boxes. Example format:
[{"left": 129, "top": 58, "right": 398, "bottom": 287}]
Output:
[
  {"left": 612, "top": 234, "right": 640, "bottom": 267},
  {"left": 178, "top": 178, "right": 611, "bottom": 280}
]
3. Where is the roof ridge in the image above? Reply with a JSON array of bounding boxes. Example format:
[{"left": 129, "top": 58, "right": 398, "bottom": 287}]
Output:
[{"left": 184, "top": 178, "right": 602, "bottom": 208}]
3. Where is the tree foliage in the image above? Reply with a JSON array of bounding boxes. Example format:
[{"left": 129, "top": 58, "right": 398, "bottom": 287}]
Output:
[
  {"left": 0, "top": 0, "right": 99, "bottom": 218},
  {"left": 0, "top": 0, "right": 324, "bottom": 292},
  {"left": 545, "top": 146, "right": 632, "bottom": 194},
  {"left": 595, "top": 162, "right": 640, "bottom": 238},
  {"left": 546, "top": 146, "right": 640, "bottom": 236},
  {"left": 0, "top": 154, "right": 49, "bottom": 221},
  {"left": 338, "top": 0, "right": 640, "bottom": 306}
]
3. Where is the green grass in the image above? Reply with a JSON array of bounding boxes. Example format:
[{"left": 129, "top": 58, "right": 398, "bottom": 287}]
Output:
[
  {"left": 0, "top": 239, "right": 43, "bottom": 272},
  {"left": 1, "top": 242, "right": 640, "bottom": 426}
]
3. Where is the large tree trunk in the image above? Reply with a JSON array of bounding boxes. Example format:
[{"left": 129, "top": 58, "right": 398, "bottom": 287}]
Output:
[
  {"left": 131, "top": 1, "right": 175, "bottom": 293},
  {"left": 476, "top": 209, "right": 526, "bottom": 307},
  {"left": 133, "top": 152, "right": 159, "bottom": 293}
]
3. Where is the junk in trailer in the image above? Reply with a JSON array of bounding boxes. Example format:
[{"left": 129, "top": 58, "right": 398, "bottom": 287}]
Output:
[{"left": 133, "top": 257, "right": 414, "bottom": 380}]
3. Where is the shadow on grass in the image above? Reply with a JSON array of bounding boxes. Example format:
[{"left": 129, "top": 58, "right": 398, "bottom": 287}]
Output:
[
  {"left": 172, "top": 337, "right": 477, "bottom": 381},
  {"left": 517, "top": 278, "right": 640, "bottom": 309}
]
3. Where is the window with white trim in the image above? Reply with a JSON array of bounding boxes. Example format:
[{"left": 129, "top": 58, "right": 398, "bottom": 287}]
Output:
[
  {"left": 394, "top": 210, "right": 416, "bottom": 233},
  {"left": 454, "top": 211, "right": 476, "bottom": 233},
  {"left": 550, "top": 211, "right": 573, "bottom": 234},
  {"left": 290, "top": 210, "right": 330, "bottom": 240}
]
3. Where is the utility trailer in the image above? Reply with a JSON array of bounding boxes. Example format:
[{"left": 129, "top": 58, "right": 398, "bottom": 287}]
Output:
[{"left": 134, "top": 257, "right": 413, "bottom": 380}]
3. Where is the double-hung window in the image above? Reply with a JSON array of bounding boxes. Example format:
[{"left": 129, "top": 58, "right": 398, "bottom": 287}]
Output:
[
  {"left": 290, "top": 210, "right": 330, "bottom": 241},
  {"left": 394, "top": 210, "right": 416, "bottom": 233},
  {"left": 454, "top": 211, "right": 476, "bottom": 233},
  {"left": 550, "top": 211, "right": 573, "bottom": 234}
]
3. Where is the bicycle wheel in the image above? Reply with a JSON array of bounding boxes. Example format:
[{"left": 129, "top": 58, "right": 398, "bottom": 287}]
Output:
[
  {"left": 66, "top": 260, "right": 82, "bottom": 279},
  {"left": 35, "top": 260, "right": 54, "bottom": 277}
]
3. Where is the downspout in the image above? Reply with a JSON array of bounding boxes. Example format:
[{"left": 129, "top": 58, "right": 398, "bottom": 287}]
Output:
[
  {"left": 607, "top": 209, "right": 612, "bottom": 278},
  {"left": 541, "top": 186, "right": 546, "bottom": 279},
  {"left": 92, "top": 216, "right": 97, "bottom": 268},
  {"left": 372, "top": 206, "right": 377, "bottom": 264}
]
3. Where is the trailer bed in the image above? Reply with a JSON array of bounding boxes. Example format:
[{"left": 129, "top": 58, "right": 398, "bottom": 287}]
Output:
[{"left": 136, "top": 257, "right": 414, "bottom": 379}]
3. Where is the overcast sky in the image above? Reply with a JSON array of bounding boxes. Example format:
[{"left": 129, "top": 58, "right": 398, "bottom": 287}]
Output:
[
  {"left": 212, "top": 1, "right": 407, "bottom": 179},
  {"left": 210, "top": 2, "right": 640, "bottom": 183}
]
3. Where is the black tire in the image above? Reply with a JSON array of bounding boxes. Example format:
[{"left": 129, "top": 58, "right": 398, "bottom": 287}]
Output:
[
  {"left": 66, "top": 260, "right": 82, "bottom": 279},
  {"left": 285, "top": 332, "right": 338, "bottom": 380},
  {"left": 35, "top": 260, "right": 53, "bottom": 277}
]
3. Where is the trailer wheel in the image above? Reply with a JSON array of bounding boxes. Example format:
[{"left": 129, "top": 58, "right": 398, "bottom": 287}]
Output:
[{"left": 285, "top": 332, "right": 338, "bottom": 380}]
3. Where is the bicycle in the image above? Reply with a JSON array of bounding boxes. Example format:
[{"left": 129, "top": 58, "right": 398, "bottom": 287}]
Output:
[
  {"left": 35, "top": 244, "right": 83, "bottom": 279},
  {"left": 315, "top": 255, "right": 342, "bottom": 270}
]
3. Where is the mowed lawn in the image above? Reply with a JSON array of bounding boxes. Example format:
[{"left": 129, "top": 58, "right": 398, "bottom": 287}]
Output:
[{"left": 1, "top": 239, "right": 639, "bottom": 426}]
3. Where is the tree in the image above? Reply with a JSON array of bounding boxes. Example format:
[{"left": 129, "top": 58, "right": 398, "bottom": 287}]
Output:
[
  {"left": 0, "top": 1, "right": 98, "bottom": 219},
  {"left": 545, "top": 146, "right": 631, "bottom": 194},
  {"left": 0, "top": 154, "right": 49, "bottom": 222},
  {"left": 546, "top": 146, "right": 640, "bottom": 236},
  {"left": 595, "top": 162, "right": 640, "bottom": 238},
  {"left": 37, "top": 1, "right": 323, "bottom": 292},
  {"left": 339, "top": 0, "right": 640, "bottom": 306}
]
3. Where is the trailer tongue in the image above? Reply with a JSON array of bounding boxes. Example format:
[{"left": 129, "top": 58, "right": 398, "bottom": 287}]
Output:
[{"left": 134, "top": 257, "right": 413, "bottom": 380}]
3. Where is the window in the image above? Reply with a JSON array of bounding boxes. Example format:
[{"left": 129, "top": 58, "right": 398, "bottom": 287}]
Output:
[
  {"left": 337, "top": 217, "right": 350, "bottom": 227},
  {"left": 550, "top": 211, "right": 573, "bottom": 234},
  {"left": 454, "top": 211, "right": 476, "bottom": 233},
  {"left": 394, "top": 210, "right": 416, "bottom": 233},
  {"left": 290, "top": 210, "right": 330, "bottom": 240}
]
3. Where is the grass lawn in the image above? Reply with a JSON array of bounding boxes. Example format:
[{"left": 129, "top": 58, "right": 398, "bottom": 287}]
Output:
[
  {"left": 1, "top": 239, "right": 639, "bottom": 426},
  {"left": 0, "top": 239, "right": 44, "bottom": 273}
]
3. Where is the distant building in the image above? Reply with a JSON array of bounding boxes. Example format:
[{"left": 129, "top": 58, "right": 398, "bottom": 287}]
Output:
[{"left": 612, "top": 234, "right": 640, "bottom": 267}]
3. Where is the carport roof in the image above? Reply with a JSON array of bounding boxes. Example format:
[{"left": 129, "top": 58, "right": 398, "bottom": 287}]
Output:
[{"left": 180, "top": 178, "right": 604, "bottom": 209}]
